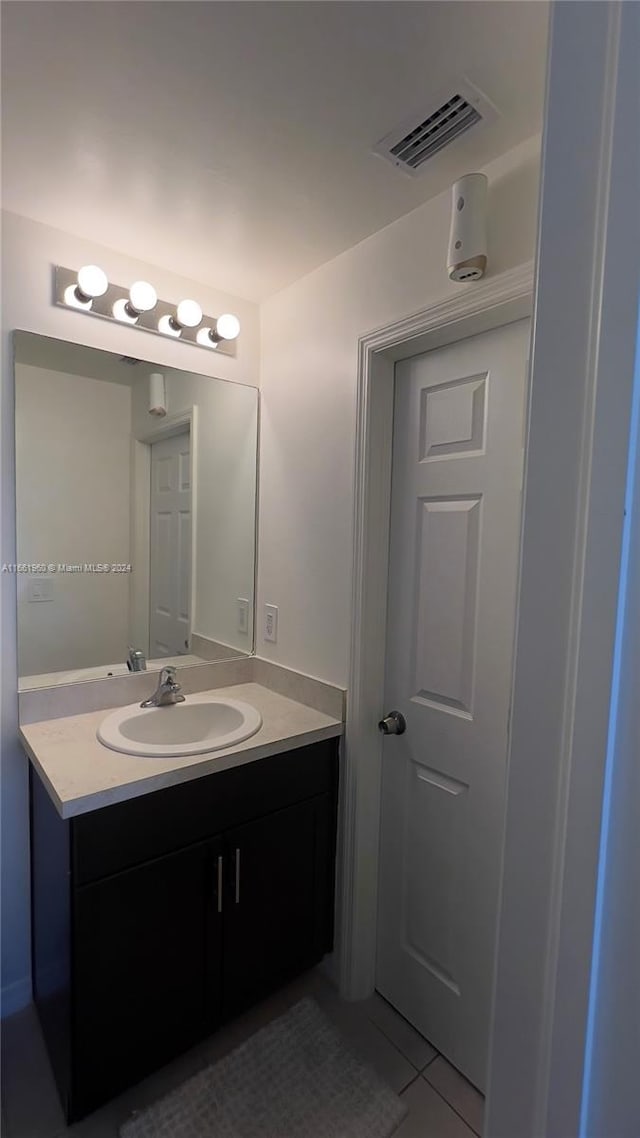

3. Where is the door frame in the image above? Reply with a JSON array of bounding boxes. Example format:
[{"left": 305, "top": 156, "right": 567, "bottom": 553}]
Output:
[
  {"left": 340, "top": 260, "right": 534, "bottom": 1001},
  {"left": 486, "top": 5, "right": 640, "bottom": 1136},
  {"left": 129, "top": 407, "right": 198, "bottom": 657}
]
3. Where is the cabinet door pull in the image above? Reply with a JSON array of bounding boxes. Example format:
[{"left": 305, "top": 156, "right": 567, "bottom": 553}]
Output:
[
  {"left": 235, "top": 848, "right": 241, "bottom": 905},
  {"left": 217, "top": 854, "right": 224, "bottom": 913}
]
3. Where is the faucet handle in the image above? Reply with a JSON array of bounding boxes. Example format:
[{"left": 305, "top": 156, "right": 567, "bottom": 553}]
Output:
[{"left": 159, "top": 665, "right": 178, "bottom": 686}]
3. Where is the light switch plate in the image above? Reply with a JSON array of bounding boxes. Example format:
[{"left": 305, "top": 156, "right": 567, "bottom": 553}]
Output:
[
  {"left": 264, "top": 603, "right": 278, "bottom": 643},
  {"left": 28, "top": 577, "right": 54, "bottom": 603}
]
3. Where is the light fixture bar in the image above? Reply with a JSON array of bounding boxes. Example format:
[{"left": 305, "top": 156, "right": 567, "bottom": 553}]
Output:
[{"left": 53, "top": 266, "right": 239, "bottom": 357}]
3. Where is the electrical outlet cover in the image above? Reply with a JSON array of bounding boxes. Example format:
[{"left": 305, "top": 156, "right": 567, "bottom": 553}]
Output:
[
  {"left": 237, "top": 598, "right": 249, "bottom": 635},
  {"left": 264, "top": 603, "right": 278, "bottom": 643}
]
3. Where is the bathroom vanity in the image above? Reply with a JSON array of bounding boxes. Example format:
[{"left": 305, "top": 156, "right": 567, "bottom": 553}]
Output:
[
  {"left": 14, "top": 331, "right": 343, "bottom": 1122},
  {"left": 24, "top": 684, "right": 341, "bottom": 1122}
]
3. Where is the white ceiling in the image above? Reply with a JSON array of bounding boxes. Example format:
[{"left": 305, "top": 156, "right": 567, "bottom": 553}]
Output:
[{"left": 1, "top": 1, "right": 548, "bottom": 301}]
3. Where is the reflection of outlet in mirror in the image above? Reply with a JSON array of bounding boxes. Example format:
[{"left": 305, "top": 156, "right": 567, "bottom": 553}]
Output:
[
  {"left": 237, "top": 598, "right": 249, "bottom": 635},
  {"left": 264, "top": 603, "right": 278, "bottom": 643},
  {"left": 28, "top": 577, "right": 54, "bottom": 603}
]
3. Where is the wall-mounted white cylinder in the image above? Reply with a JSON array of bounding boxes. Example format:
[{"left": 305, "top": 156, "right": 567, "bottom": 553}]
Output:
[
  {"left": 447, "top": 173, "right": 488, "bottom": 282},
  {"left": 149, "top": 372, "right": 167, "bottom": 417}
]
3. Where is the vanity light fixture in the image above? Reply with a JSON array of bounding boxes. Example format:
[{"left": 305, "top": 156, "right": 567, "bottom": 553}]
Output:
[
  {"left": 63, "top": 285, "right": 93, "bottom": 311},
  {"left": 196, "top": 327, "right": 220, "bottom": 348},
  {"left": 77, "top": 264, "right": 109, "bottom": 299},
  {"left": 158, "top": 298, "right": 202, "bottom": 337},
  {"left": 64, "top": 264, "right": 108, "bottom": 310},
  {"left": 197, "top": 313, "right": 242, "bottom": 349},
  {"left": 54, "top": 265, "right": 239, "bottom": 358},
  {"left": 130, "top": 280, "right": 158, "bottom": 313},
  {"left": 157, "top": 315, "right": 183, "bottom": 338},
  {"left": 175, "top": 299, "right": 203, "bottom": 328},
  {"left": 216, "top": 313, "right": 241, "bottom": 340},
  {"left": 113, "top": 280, "right": 158, "bottom": 324},
  {"left": 112, "top": 299, "right": 138, "bottom": 325}
]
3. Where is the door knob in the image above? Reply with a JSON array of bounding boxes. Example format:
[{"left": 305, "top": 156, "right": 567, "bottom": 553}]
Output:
[{"left": 378, "top": 710, "right": 406, "bottom": 736}]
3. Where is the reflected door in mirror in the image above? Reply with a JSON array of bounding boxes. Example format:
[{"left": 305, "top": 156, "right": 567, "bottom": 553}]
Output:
[{"left": 149, "top": 431, "right": 192, "bottom": 657}]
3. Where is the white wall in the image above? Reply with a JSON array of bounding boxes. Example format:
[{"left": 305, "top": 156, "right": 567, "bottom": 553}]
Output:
[
  {"left": 257, "top": 134, "right": 541, "bottom": 684},
  {"left": 131, "top": 368, "right": 258, "bottom": 653},
  {"left": 16, "top": 364, "right": 132, "bottom": 676},
  {"left": 0, "top": 211, "right": 260, "bottom": 1013}
]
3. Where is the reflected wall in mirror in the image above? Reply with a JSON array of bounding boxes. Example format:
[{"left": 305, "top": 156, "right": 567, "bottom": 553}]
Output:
[{"left": 13, "top": 332, "right": 258, "bottom": 689}]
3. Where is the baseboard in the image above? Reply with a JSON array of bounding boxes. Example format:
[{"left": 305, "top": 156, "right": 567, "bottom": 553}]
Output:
[{"left": 1, "top": 975, "right": 32, "bottom": 1018}]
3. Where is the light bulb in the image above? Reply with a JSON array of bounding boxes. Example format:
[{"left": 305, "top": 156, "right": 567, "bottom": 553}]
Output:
[
  {"left": 129, "top": 280, "right": 157, "bottom": 313},
  {"left": 77, "top": 264, "right": 108, "bottom": 299},
  {"left": 175, "top": 299, "right": 202, "bottom": 328},
  {"left": 158, "top": 314, "right": 182, "bottom": 338},
  {"left": 113, "top": 298, "right": 138, "bottom": 324},
  {"left": 196, "top": 327, "right": 219, "bottom": 348},
  {"left": 64, "top": 284, "right": 92, "bottom": 310},
  {"left": 216, "top": 313, "right": 240, "bottom": 340}
]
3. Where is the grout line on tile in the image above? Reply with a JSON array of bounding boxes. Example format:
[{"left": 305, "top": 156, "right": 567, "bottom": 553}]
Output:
[
  {"left": 364, "top": 1020, "right": 421, "bottom": 1073},
  {"left": 420, "top": 1049, "right": 439, "bottom": 1071},
  {"left": 399, "top": 1070, "right": 421, "bottom": 1095},
  {"left": 361, "top": 1018, "right": 418, "bottom": 1093},
  {"left": 366, "top": 991, "right": 440, "bottom": 1072},
  {"left": 424, "top": 1078, "right": 483, "bottom": 1138}
]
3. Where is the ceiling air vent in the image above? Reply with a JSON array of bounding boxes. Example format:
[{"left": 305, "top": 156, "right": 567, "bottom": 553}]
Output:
[{"left": 373, "top": 80, "right": 498, "bottom": 177}]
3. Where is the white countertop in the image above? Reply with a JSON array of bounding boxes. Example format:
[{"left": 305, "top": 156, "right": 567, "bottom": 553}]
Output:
[{"left": 20, "top": 682, "right": 343, "bottom": 819}]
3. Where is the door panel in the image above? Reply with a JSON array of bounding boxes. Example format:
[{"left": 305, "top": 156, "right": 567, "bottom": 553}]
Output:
[
  {"left": 414, "top": 496, "right": 481, "bottom": 714},
  {"left": 404, "top": 756, "right": 469, "bottom": 995},
  {"left": 376, "top": 319, "right": 530, "bottom": 1090},
  {"left": 149, "top": 430, "right": 191, "bottom": 657}
]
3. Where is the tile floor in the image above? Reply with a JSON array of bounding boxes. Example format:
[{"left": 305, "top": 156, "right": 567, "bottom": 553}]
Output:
[{"left": 1, "top": 970, "right": 484, "bottom": 1137}]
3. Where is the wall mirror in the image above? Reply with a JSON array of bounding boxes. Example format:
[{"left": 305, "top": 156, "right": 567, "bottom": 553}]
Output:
[{"left": 13, "top": 332, "right": 259, "bottom": 690}]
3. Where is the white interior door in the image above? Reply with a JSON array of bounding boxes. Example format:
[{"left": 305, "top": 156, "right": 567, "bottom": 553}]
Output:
[
  {"left": 376, "top": 318, "right": 530, "bottom": 1090},
  {"left": 149, "top": 430, "right": 192, "bottom": 658}
]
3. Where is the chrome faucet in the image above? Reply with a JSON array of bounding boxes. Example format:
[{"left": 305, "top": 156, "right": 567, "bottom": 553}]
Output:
[
  {"left": 140, "top": 666, "right": 185, "bottom": 708},
  {"left": 127, "top": 647, "right": 147, "bottom": 672}
]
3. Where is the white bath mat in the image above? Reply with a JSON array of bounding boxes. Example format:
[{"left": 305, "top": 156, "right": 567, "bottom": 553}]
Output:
[{"left": 120, "top": 996, "right": 407, "bottom": 1138}]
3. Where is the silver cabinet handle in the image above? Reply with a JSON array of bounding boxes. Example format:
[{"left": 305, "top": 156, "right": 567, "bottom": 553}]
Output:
[
  {"left": 378, "top": 710, "right": 406, "bottom": 735},
  {"left": 217, "top": 854, "right": 223, "bottom": 913},
  {"left": 235, "top": 848, "right": 241, "bottom": 904}
]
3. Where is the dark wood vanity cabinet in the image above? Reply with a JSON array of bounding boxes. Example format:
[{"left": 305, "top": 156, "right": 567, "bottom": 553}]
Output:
[
  {"left": 222, "top": 795, "right": 334, "bottom": 1018},
  {"left": 30, "top": 740, "right": 339, "bottom": 1122},
  {"left": 72, "top": 837, "right": 221, "bottom": 1117}
]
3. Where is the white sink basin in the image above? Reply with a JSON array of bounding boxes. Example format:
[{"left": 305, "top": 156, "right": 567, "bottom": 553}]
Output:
[{"left": 97, "top": 694, "right": 262, "bottom": 758}]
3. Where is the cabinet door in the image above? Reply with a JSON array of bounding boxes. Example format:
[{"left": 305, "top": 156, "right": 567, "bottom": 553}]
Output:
[
  {"left": 222, "top": 796, "right": 333, "bottom": 1017},
  {"left": 72, "top": 838, "right": 222, "bottom": 1119}
]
